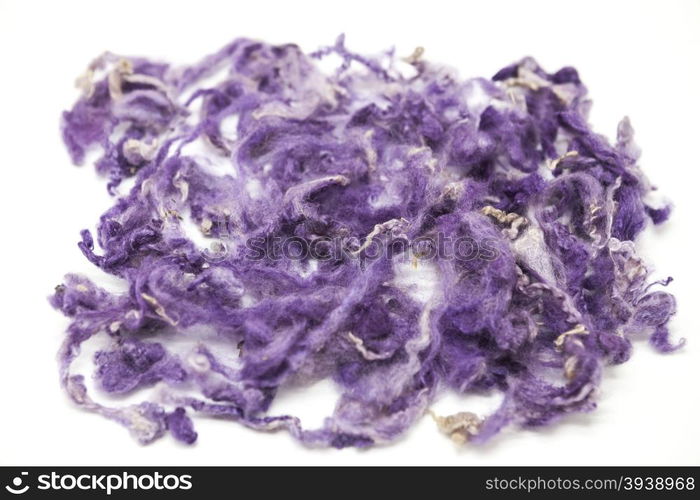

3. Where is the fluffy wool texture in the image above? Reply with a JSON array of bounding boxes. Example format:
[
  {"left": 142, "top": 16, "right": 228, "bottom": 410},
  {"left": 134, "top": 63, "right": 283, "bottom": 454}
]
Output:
[{"left": 52, "top": 36, "right": 681, "bottom": 448}]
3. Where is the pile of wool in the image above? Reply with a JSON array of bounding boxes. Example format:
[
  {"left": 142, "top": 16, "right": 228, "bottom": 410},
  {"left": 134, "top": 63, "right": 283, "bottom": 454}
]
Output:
[{"left": 51, "top": 36, "right": 680, "bottom": 448}]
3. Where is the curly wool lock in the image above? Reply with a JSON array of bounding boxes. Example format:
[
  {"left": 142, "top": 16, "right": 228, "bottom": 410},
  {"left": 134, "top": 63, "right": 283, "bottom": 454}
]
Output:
[{"left": 51, "top": 35, "right": 681, "bottom": 448}]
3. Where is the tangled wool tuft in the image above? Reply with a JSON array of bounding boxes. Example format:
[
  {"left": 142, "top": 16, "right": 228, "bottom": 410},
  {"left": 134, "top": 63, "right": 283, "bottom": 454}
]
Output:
[{"left": 52, "top": 36, "right": 680, "bottom": 448}]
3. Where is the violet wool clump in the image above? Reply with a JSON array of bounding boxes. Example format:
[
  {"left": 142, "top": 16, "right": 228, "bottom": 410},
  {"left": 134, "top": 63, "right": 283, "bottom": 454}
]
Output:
[{"left": 51, "top": 36, "right": 681, "bottom": 448}]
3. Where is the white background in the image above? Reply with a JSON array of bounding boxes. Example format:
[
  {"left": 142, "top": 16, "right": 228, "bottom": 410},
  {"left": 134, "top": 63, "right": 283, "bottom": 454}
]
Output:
[{"left": 0, "top": 0, "right": 699, "bottom": 466}]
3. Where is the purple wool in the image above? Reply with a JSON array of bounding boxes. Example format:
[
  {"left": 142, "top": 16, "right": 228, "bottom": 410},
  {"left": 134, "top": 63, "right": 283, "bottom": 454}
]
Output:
[{"left": 51, "top": 35, "right": 681, "bottom": 448}]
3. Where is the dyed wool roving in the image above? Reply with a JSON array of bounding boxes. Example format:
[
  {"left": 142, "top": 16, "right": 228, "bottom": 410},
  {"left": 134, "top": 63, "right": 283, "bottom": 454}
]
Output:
[{"left": 52, "top": 36, "right": 680, "bottom": 448}]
